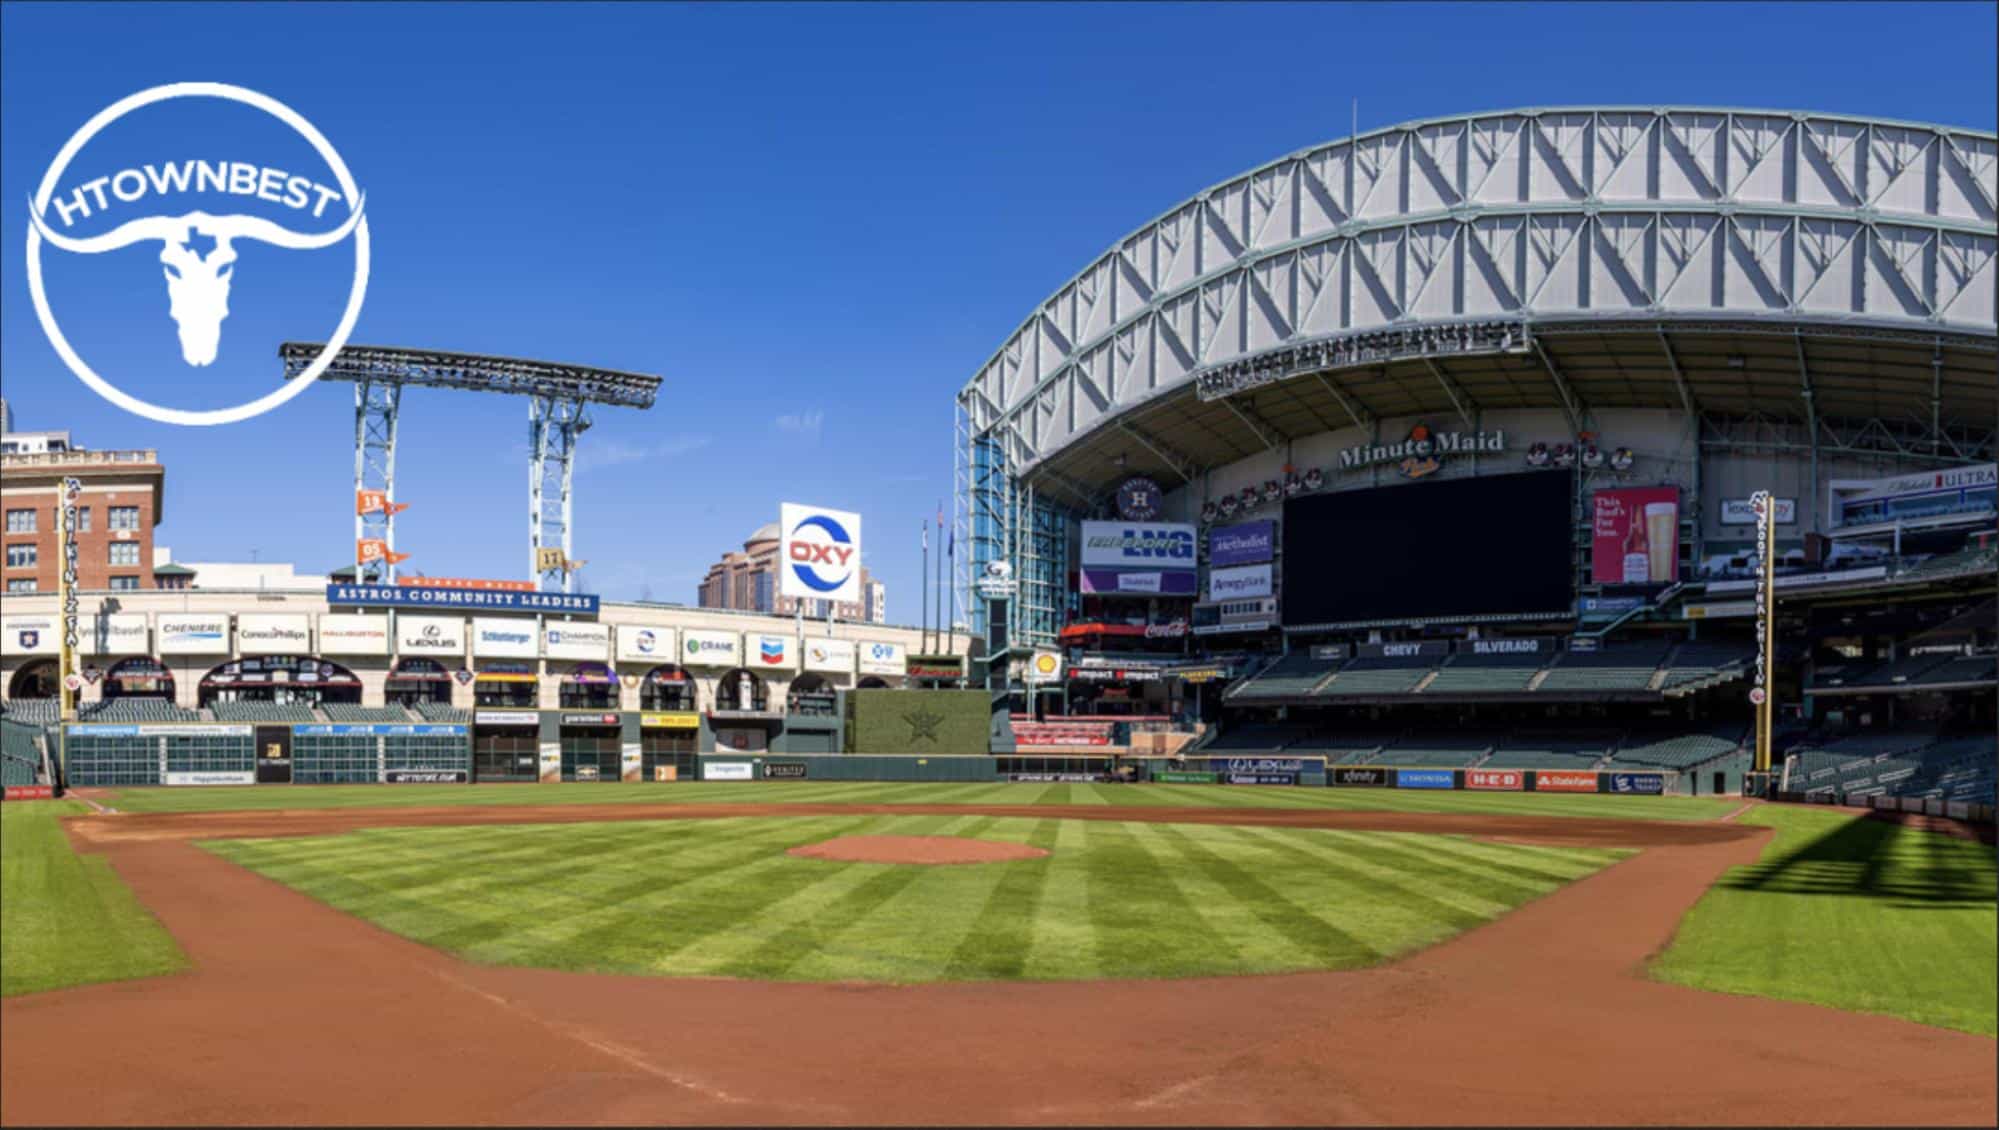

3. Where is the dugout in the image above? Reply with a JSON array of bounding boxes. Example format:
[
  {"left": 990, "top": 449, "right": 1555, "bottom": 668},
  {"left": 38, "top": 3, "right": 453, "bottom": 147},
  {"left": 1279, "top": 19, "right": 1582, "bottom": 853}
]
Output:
[
  {"left": 64, "top": 723, "right": 256, "bottom": 786},
  {"left": 292, "top": 722, "right": 471, "bottom": 784},
  {"left": 471, "top": 708, "right": 539, "bottom": 781}
]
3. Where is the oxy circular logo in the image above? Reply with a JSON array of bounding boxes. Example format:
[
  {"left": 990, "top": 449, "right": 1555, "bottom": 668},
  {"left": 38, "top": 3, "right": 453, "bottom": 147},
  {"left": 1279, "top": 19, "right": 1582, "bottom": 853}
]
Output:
[
  {"left": 26, "top": 82, "right": 369, "bottom": 426},
  {"left": 787, "top": 513, "right": 857, "bottom": 594},
  {"left": 633, "top": 629, "right": 658, "bottom": 655}
]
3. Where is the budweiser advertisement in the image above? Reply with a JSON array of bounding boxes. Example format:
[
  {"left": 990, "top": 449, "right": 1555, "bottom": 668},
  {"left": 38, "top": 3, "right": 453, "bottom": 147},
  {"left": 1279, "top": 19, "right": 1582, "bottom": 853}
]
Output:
[{"left": 1591, "top": 487, "right": 1679, "bottom": 584}]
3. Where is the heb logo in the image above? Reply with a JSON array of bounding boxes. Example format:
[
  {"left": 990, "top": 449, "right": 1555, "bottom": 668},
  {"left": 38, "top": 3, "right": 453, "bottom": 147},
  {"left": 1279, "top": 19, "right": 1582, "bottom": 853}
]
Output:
[{"left": 1467, "top": 769, "right": 1523, "bottom": 791}]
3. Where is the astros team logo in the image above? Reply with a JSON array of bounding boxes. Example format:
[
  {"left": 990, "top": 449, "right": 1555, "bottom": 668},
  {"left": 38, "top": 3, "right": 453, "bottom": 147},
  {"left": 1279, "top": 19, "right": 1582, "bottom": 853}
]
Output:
[{"left": 25, "top": 82, "right": 370, "bottom": 426}]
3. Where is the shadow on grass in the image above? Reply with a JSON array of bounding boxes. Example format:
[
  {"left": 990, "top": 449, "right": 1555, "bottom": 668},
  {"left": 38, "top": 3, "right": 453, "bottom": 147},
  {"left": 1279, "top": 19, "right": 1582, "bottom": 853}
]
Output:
[{"left": 1720, "top": 815, "right": 1996, "bottom": 909}]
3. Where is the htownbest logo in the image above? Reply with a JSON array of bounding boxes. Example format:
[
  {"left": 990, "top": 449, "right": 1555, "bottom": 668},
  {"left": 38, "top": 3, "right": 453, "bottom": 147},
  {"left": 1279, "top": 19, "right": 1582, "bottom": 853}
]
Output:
[{"left": 25, "top": 82, "right": 370, "bottom": 426}]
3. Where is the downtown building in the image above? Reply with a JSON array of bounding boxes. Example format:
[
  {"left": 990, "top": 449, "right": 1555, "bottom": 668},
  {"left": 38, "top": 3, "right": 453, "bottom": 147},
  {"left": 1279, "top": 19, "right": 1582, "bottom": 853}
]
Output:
[{"left": 698, "top": 521, "right": 885, "bottom": 622}]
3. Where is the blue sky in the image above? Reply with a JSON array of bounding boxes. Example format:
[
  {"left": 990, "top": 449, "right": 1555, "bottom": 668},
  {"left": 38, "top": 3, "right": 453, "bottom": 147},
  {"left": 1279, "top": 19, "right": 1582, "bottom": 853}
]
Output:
[{"left": 3, "top": 1, "right": 1993, "bottom": 617}]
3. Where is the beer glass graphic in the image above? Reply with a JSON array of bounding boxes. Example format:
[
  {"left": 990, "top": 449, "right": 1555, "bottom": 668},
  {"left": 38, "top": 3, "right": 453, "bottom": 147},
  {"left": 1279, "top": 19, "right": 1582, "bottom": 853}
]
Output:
[{"left": 1643, "top": 501, "right": 1677, "bottom": 581}]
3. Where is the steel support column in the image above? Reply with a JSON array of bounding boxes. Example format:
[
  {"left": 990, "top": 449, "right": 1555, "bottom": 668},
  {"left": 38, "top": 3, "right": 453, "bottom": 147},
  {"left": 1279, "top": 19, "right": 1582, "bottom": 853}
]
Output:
[
  {"left": 354, "top": 380, "right": 401, "bottom": 583},
  {"left": 528, "top": 395, "right": 590, "bottom": 592}
]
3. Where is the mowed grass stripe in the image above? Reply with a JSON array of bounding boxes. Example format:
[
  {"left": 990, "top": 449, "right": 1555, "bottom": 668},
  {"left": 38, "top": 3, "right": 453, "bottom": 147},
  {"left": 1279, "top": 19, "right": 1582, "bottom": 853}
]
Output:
[
  {"left": 1233, "top": 826, "right": 1517, "bottom": 925},
  {"left": 1150, "top": 822, "right": 1380, "bottom": 968},
  {"left": 1023, "top": 819, "right": 1099, "bottom": 979},
  {"left": 1082, "top": 822, "right": 1237, "bottom": 977},
  {"left": 942, "top": 819, "right": 1060, "bottom": 979},
  {"left": 1123, "top": 822, "right": 1322, "bottom": 972}
]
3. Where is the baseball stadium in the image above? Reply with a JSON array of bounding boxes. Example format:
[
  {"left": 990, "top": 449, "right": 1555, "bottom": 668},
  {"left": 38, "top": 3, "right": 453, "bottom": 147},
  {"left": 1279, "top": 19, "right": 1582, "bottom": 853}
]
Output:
[{"left": 4, "top": 106, "right": 1996, "bottom": 1126}]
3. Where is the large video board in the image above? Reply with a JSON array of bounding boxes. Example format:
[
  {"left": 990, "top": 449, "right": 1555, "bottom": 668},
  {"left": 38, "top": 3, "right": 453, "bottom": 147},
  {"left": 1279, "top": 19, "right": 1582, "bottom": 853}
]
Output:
[{"left": 1281, "top": 471, "right": 1573, "bottom": 626}]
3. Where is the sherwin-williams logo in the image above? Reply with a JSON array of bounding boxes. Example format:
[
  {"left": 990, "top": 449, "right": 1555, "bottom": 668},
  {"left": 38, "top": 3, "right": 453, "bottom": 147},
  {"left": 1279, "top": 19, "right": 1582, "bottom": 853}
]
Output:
[{"left": 25, "top": 82, "right": 369, "bottom": 426}]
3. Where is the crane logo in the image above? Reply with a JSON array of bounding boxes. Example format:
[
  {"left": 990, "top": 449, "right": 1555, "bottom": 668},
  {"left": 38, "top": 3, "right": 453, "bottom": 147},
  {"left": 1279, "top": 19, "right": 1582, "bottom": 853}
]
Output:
[{"left": 25, "top": 82, "right": 370, "bottom": 426}]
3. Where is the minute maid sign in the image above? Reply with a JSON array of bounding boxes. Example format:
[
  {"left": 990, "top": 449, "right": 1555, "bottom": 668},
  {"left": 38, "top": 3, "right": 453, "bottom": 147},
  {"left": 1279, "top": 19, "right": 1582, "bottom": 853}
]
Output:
[{"left": 1338, "top": 423, "right": 1505, "bottom": 478}]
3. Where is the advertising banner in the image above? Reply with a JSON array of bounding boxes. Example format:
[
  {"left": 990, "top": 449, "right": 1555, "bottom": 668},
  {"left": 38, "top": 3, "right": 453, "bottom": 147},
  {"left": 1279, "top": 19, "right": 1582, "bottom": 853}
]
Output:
[
  {"left": 778, "top": 502, "right": 863, "bottom": 605},
  {"left": 1155, "top": 770, "right": 1218, "bottom": 784},
  {"left": 1591, "top": 487, "right": 1680, "bottom": 584},
  {"left": 1533, "top": 769, "right": 1601, "bottom": 793},
  {"left": 1078, "top": 568, "right": 1199, "bottom": 596},
  {"left": 76, "top": 613, "right": 149, "bottom": 656},
  {"left": 317, "top": 614, "right": 390, "bottom": 656},
  {"left": 544, "top": 621, "right": 612, "bottom": 661},
  {"left": 858, "top": 641, "right": 906, "bottom": 677},
  {"left": 156, "top": 614, "right": 231, "bottom": 655},
  {"left": 1023, "top": 651, "right": 1063, "bottom": 684},
  {"left": 472, "top": 617, "right": 539, "bottom": 658},
  {"left": 1226, "top": 772, "right": 1298, "bottom": 786},
  {"left": 681, "top": 629, "right": 741, "bottom": 667},
  {"left": 538, "top": 741, "right": 561, "bottom": 783},
  {"left": 801, "top": 637, "right": 855, "bottom": 674},
  {"left": 385, "top": 769, "right": 470, "bottom": 784},
  {"left": 1207, "top": 562, "right": 1273, "bottom": 601},
  {"left": 394, "top": 576, "right": 534, "bottom": 592},
  {"left": 1682, "top": 601, "right": 1757, "bottom": 620},
  {"left": 474, "top": 710, "right": 538, "bottom": 727},
  {"left": 1467, "top": 768, "right": 1524, "bottom": 791},
  {"left": 397, "top": 615, "right": 466, "bottom": 656},
  {"left": 1354, "top": 640, "right": 1449, "bottom": 660},
  {"left": 235, "top": 613, "right": 312, "bottom": 656},
  {"left": 68, "top": 723, "right": 251, "bottom": 738},
  {"left": 749, "top": 633, "right": 797, "bottom": 670},
  {"left": 907, "top": 655, "right": 965, "bottom": 679},
  {"left": 329, "top": 583, "right": 597, "bottom": 615},
  {"left": 4, "top": 785, "right": 56, "bottom": 801},
  {"left": 1080, "top": 521, "right": 1197, "bottom": 568},
  {"left": 622, "top": 742, "right": 643, "bottom": 782},
  {"left": 616, "top": 625, "right": 676, "bottom": 664},
  {"left": 1209, "top": 520, "right": 1275, "bottom": 567},
  {"left": 1458, "top": 637, "right": 1548, "bottom": 657},
  {"left": 1720, "top": 497, "right": 1797, "bottom": 525},
  {"left": 1215, "top": 757, "right": 1305, "bottom": 773},
  {"left": 704, "top": 761, "right": 755, "bottom": 782},
  {"left": 1, "top": 615, "right": 59, "bottom": 657},
  {"left": 1332, "top": 766, "right": 1389, "bottom": 786},
  {"left": 1397, "top": 769, "right": 1457, "bottom": 790},
  {"left": 165, "top": 770, "right": 255, "bottom": 787},
  {"left": 640, "top": 711, "right": 700, "bottom": 729},
  {"left": 1608, "top": 772, "right": 1666, "bottom": 795},
  {"left": 762, "top": 762, "right": 808, "bottom": 779}
]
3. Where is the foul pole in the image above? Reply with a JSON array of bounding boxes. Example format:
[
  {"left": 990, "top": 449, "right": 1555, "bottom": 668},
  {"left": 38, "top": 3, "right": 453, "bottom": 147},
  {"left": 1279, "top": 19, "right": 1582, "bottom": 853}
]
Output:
[{"left": 1750, "top": 490, "right": 1777, "bottom": 779}]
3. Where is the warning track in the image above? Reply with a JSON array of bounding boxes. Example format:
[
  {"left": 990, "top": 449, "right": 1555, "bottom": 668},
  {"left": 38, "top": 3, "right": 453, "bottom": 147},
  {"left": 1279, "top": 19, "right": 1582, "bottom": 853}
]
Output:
[{"left": 2, "top": 803, "right": 1992, "bottom": 1126}]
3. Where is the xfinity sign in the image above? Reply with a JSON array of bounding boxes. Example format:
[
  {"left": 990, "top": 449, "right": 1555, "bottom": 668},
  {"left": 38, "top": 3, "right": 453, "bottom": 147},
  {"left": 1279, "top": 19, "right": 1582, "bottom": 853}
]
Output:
[{"left": 779, "top": 503, "right": 863, "bottom": 604}]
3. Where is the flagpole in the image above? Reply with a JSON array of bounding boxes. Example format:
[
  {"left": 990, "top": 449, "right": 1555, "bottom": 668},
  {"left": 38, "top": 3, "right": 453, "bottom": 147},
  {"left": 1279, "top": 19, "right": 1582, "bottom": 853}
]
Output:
[{"left": 920, "top": 519, "right": 930, "bottom": 656}]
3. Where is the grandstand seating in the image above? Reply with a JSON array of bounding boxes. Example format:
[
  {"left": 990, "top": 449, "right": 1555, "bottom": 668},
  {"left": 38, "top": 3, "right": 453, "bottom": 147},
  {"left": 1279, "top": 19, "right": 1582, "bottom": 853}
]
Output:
[
  {"left": 77, "top": 698, "right": 200, "bottom": 723},
  {"left": 1368, "top": 732, "right": 1491, "bottom": 767},
  {"left": 1227, "top": 656, "right": 1338, "bottom": 700},
  {"left": 1659, "top": 642, "right": 1752, "bottom": 693},
  {"left": 1609, "top": 725, "right": 1747, "bottom": 769},
  {"left": 1, "top": 718, "right": 46, "bottom": 786},
  {"left": 414, "top": 702, "right": 469, "bottom": 722},
  {"left": 1205, "top": 723, "right": 1311, "bottom": 752},
  {"left": 1422, "top": 648, "right": 1546, "bottom": 694},
  {"left": 1913, "top": 653, "right": 1998, "bottom": 686},
  {"left": 1287, "top": 728, "right": 1396, "bottom": 764},
  {"left": 1318, "top": 654, "right": 1435, "bottom": 697},
  {"left": 1013, "top": 720, "right": 1115, "bottom": 747},
  {"left": 208, "top": 702, "right": 322, "bottom": 723},
  {"left": 320, "top": 704, "right": 417, "bottom": 723},
  {"left": 0, "top": 698, "right": 59, "bottom": 724},
  {"left": 1537, "top": 642, "right": 1673, "bottom": 693},
  {"left": 1483, "top": 732, "right": 1617, "bottom": 770}
]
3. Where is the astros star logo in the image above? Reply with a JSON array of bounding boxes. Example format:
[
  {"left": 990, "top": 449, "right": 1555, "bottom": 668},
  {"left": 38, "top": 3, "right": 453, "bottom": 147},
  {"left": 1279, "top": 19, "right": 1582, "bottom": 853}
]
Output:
[{"left": 903, "top": 706, "right": 943, "bottom": 743}]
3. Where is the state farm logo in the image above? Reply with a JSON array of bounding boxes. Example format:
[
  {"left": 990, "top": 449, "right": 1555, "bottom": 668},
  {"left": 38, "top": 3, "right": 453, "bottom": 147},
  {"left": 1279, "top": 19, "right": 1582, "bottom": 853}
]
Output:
[{"left": 25, "top": 82, "right": 369, "bottom": 426}]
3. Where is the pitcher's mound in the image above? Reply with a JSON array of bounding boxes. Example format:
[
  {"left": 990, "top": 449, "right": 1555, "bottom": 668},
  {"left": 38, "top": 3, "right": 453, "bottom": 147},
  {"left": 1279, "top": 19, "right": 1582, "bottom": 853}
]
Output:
[{"left": 788, "top": 835, "right": 1048, "bottom": 865}]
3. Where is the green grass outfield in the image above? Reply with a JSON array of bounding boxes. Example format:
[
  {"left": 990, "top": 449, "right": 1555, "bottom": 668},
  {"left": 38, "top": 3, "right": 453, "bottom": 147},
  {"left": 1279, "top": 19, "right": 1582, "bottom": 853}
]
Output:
[
  {"left": 98, "top": 779, "right": 1742, "bottom": 821},
  {"left": 206, "top": 811, "right": 1625, "bottom": 982},
  {"left": 1652, "top": 805, "right": 1997, "bottom": 1037},
  {"left": 1, "top": 800, "right": 186, "bottom": 997}
]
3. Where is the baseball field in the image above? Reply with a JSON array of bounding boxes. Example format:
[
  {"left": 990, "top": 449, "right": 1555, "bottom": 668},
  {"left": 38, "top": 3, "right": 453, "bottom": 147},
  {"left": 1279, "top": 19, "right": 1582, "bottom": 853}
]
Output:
[{"left": 2, "top": 782, "right": 1994, "bottom": 1126}]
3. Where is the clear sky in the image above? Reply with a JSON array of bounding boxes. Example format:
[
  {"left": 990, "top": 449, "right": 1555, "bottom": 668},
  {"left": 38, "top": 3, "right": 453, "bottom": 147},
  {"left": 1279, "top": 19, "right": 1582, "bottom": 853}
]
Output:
[{"left": 3, "top": 1, "right": 1993, "bottom": 619}]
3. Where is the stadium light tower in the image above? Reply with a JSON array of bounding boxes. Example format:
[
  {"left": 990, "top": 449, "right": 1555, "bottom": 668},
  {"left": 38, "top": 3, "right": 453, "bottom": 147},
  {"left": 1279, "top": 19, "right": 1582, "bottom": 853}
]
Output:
[{"left": 281, "top": 343, "right": 660, "bottom": 591}]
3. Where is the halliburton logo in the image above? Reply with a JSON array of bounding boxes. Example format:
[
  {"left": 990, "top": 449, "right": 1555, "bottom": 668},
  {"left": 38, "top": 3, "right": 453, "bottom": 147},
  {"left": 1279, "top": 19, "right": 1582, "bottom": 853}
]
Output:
[{"left": 25, "top": 82, "right": 370, "bottom": 426}]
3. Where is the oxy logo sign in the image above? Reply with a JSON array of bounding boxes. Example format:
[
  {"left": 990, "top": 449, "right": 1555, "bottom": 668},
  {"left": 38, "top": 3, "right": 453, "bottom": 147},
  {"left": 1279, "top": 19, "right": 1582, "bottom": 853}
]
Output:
[
  {"left": 26, "top": 83, "right": 369, "bottom": 426},
  {"left": 778, "top": 503, "right": 863, "bottom": 604}
]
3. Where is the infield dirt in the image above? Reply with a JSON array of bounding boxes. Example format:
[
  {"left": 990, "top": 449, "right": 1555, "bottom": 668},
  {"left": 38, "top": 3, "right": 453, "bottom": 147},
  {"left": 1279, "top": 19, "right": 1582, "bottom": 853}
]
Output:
[{"left": 2, "top": 802, "right": 1992, "bottom": 1127}]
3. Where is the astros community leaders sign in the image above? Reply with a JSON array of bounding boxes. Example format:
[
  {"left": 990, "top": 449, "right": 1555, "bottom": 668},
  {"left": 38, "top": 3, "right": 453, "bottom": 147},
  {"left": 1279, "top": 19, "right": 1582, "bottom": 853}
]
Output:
[{"left": 327, "top": 583, "right": 599, "bottom": 615}]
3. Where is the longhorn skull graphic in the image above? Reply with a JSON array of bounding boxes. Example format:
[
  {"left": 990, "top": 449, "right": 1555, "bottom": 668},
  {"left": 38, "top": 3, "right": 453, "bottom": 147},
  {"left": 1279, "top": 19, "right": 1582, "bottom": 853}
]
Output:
[{"left": 28, "top": 197, "right": 365, "bottom": 366}]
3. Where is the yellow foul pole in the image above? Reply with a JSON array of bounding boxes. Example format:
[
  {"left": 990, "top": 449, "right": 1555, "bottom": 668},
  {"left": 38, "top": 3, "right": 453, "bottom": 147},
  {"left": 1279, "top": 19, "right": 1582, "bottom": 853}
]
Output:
[{"left": 1750, "top": 490, "right": 1776, "bottom": 775}]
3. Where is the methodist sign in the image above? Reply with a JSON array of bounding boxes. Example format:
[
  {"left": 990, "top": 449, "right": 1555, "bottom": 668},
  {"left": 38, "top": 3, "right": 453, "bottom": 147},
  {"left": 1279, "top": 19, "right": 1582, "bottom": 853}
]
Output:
[
  {"left": 1080, "top": 521, "right": 1196, "bottom": 597},
  {"left": 1208, "top": 520, "right": 1274, "bottom": 567},
  {"left": 778, "top": 502, "right": 863, "bottom": 605}
]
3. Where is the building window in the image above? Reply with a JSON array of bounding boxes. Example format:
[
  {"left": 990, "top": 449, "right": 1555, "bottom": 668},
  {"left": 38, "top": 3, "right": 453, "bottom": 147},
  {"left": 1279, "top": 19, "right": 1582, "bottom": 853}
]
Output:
[
  {"left": 4, "top": 509, "right": 33, "bottom": 534},
  {"left": 108, "top": 575, "right": 141, "bottom": 591},
  {"left": 108, "top": 506, "right": 140, "bottom": 531},
  {"left": 5, "top": 544, "right": 34, "bottom": 569},
  {"left": 75, "top": 507, "right": 91, "bottom": 532},
  {"left": 108, "top": 542, "right": 141, "bottom": 566},
  {"left": 5, "top": 579, "right": 34, "bottom": 593}
]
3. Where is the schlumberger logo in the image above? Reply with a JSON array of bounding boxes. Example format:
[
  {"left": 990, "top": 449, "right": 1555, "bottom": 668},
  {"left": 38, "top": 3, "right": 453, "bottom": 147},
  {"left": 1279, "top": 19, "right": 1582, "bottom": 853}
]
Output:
[{"left": 25, "top": 82, "right": 370, "bottom": 426}]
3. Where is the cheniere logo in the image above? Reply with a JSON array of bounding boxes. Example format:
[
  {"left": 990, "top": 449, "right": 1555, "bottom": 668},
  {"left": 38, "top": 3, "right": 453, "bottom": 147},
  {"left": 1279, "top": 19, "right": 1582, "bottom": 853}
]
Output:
[{"left": 25, "top": 82, "right": 369, "bottom": 426}]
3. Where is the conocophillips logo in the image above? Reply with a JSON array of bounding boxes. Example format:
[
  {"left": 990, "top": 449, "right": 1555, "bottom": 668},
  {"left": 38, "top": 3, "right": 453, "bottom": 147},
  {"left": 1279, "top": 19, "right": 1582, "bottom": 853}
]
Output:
[{"left": 25, "top": 82, "right": 369, "bottom": 426}]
